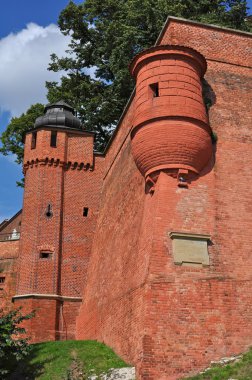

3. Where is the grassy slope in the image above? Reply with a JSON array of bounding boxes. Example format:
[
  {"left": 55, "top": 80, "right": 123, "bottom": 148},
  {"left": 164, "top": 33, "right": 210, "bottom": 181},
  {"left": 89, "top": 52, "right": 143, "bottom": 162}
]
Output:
[
  {"left": 185, "top": 348, "right": 252, "bottom": 380},
  {"left": 9, "top": 340, "right": 129, "bottom": 380},
  {"left": 9, "top": 340, "right": 252, "bottom": 380}
]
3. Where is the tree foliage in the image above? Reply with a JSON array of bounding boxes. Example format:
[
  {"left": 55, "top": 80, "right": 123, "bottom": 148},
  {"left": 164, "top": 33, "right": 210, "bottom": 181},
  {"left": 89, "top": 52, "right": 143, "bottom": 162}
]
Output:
[
  {"left": 1, "top": 0, "right": 251, "bottom": 162},
  {"left": 0, "top": 103, "right": 44, "bottom": 165},
  {"left": 46, "top": 0, "right": 250, "bottom": 150},
  {"left": 0, "top": 307, "right": 34, "bottom": 377}
]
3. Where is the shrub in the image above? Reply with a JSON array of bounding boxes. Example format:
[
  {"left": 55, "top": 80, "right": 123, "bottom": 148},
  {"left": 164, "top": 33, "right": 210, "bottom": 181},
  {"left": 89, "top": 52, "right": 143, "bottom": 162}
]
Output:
[{"left": 0, "top": 307, "right": 34, "bottom": 377}]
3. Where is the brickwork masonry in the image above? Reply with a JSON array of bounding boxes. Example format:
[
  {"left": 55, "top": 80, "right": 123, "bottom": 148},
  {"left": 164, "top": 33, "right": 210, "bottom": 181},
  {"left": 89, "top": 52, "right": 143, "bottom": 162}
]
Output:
[{"left": 1, "top": 17, "right": 251, "bottom": 380}]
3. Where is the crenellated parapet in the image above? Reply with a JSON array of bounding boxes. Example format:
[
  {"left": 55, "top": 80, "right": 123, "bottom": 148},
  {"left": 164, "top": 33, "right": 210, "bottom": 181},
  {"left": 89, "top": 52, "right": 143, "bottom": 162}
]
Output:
[
  {"left": 23, "top": 102, "right": 95, "bottom": 174},
  {"left": 23, "top": 157, "right": 93, "bottom": 174},
  {"left": 130, "top": 45, "right": 212, "bottom": 188}
]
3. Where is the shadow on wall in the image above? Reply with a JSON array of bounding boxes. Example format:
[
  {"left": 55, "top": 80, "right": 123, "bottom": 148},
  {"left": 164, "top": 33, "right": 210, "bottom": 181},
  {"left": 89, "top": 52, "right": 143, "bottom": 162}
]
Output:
[
  {"left": 202, "top": 78, "right": 217, "bottom": 113},
  {"left": 200, "top": 78, "right": 217, "bottom": 178}
]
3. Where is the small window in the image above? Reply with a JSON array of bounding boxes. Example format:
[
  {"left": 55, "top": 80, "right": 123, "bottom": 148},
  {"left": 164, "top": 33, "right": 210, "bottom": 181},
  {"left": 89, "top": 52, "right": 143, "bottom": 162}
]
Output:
[
  {"left": 45, "top": 203, "right": 53, "bottom": 218},
  {"left": 31, "top": 132, "right": 37, "bottom": 149},
  {"left": 0, "top": 277, "right": 5, "bottom": 284},
  {"left": 83, "top": 207, "right": 89, "bottom": 217},
  {"left": 40, "top": 252, "right": 52, "bottom": 259},
  {"left": 50, "top": 131, "right": 57, "bottom": 147},
  {"left": 150, "top": 83, "right": 159, "bottom": 98}
]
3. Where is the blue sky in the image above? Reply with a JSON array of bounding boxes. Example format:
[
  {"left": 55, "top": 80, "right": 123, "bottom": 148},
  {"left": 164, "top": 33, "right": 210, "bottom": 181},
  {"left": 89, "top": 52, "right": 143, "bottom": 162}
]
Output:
[
  {"left": 0, "top": 1, "right": 83, "bottom": 221},
  {"left": 0, "top": 1, "right": 251, "bottom": 222}
]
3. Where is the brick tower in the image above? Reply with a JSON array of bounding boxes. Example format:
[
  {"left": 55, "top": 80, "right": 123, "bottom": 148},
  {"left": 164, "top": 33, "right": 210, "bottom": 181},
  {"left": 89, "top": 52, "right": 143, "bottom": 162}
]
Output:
[
  {"left": 13, "top": 101, "right": 99, "bottom": 342},
  {"left": 130, "top": 45, "right": 213, "bottom": 189}
]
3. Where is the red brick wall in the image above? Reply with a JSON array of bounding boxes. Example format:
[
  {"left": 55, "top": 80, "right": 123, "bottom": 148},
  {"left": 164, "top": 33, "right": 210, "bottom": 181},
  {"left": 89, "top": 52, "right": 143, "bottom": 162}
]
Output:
[
  {"left": 15, "top": 128, "right": 104, "bottom": 342},
  {"left": 76, "top": 108, "right": 148, "bottom": 364},
  {"left": 5, "top": 17, "right": 252, "bottom": 379},
  {"left": 140, "top": 22, "right": 252, "bottom": 379},
  {"left": 158, "top": 18, "right": 252, "bottom": 67},
  {"left": 67, "top": 133, "right": 93, "bottom": 165},
  {"left": 16, "top": 162, "right": 63, "bottom": 295},
  {"left": 14, "top": 297, "right": 82, "bottom": 342},
  {"left": 58, "top": 300, "right": 82, "bottom": 340},
  {"left": 76, "top": 19, "right": 252, "bottom": 380},
  {"left": 14, "top": 297, "right": 59, "bottom": 342},
  {"left": 61, "top": 156, "right": 104, "bottom": 297},
  {"left": 142, "top": 21, "right": 252, "bottom": 378},
  {"left": 0, "top": 241, "right": 19, "bottom": 311}
]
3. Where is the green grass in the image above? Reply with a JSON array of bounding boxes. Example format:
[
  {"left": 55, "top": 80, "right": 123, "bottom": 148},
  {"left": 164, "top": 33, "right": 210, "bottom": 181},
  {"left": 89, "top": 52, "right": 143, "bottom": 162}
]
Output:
[
  {"left": 10, "top": 341, "right": 252, "bottom": 380},
  {"left": 185, "top": 348, "right": 252, "bottom": 380},
  {"left": 9, "top": 340, "right": 129, "bottom": 379}
]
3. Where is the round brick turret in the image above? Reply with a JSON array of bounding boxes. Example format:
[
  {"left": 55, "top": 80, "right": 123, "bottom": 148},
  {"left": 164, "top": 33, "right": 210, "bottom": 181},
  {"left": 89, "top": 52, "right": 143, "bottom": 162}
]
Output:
[{"left": 130, "top": 45, "right": 212, "bottom": 185}]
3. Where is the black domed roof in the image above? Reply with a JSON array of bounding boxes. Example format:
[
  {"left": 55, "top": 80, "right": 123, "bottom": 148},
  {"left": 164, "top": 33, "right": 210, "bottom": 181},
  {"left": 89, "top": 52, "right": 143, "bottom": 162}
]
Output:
[{"left": 34, "top": 101, "right": 82, "bottom": 130}]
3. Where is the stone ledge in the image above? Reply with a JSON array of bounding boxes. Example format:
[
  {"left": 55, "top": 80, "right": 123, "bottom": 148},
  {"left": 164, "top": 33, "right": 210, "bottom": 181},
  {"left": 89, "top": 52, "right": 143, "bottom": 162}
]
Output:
[
  {"left": 169, "top": 231, "right": 211, "bottom": 240},
  {"left": 12, "top": 294, "right": 82, "bottom": 302}
]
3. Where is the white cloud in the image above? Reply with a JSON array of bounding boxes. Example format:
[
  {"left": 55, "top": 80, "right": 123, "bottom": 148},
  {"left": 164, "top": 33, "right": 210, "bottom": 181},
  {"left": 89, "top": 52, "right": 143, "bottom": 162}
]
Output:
[{"left": 0, "top": 23, "right": 71, "bottom": 116}]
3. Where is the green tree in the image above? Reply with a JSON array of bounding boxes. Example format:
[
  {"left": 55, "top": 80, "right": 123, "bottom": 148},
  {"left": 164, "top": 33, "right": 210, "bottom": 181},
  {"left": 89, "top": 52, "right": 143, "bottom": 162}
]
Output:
[
  {"left": 0, "top": 103, "right": 44, "bottom": 165},
  {"left": 1, "top": 0, "right": 251, "bottom": 161},
  {"left": 46, "top": 0, "right": 250, "bottom": 150},
  {"left": 0, "top": 307, "right": 34, "bottom": 378}
]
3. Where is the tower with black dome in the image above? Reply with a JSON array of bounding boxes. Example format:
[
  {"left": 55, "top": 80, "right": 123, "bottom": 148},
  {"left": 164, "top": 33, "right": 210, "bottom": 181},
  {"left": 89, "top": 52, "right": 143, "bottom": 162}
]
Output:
[{"left": 13, "top": 101, "right": 101, "bottom": 341}]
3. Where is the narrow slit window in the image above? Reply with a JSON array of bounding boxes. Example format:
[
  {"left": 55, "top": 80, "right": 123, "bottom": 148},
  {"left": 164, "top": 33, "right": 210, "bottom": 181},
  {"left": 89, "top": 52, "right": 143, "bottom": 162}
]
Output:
[
  {"left": 83, "top": 207, "right": 89, "bottom": 217},
  {"left": 31, "top": 132, "right": 37, "bottom": 149},
  {"left": 45, "top": 203, "right": 53, "bottom": 218},
  {"left": 0, "top": 277, "right": 5, "bottom": 284},
  {"left": 50, "top": 131, "right": 57, "bottom": 147},
  {"left": 40, "top": 252, "right": 52, "bottom": 259},
  {"left": 150, "top": 82, "right": 159, "bottom": 98}
]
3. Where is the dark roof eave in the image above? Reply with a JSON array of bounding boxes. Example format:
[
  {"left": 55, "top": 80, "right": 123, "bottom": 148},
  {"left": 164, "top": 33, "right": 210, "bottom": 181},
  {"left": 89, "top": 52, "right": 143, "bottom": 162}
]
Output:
[
  {"left": 0, "top": 209, "right": 22, "bottom": 232},
  {"left": 23, "top": 126, "right": 96, "bottom": 142}
]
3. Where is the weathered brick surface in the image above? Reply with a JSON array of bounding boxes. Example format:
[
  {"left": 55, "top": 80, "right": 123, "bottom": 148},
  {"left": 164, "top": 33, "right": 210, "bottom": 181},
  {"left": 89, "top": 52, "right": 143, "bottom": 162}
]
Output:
[
  {"left": 76, "top": 18, "right": 252, "bottom": 380},
  {"left": 76, "top": 137, "right": 147, "bottom": 364},
  {"left": 14, "top": 297, "right": 59, "bottom": 342},
  {"left": 2, "top": 17, "right": 252, "bottom": 380},
  {"left": 0, "top": 240, "right": 19, "bottom": 311},
  {"left": 14, "top": 127, "right": 104, "bottom": 341},
  {"left": 130, "top": 45, "right": 212, "bottom": 189},
  {"left": 158, "top": 18, "right": 252, "bottom": 67},
  {"left": 13, "top": 296, "right": 82, "bottom": 342},
  {"left": 139, "top": 20, "right": 252, "bottom": 379},
  {"left": 61, "top": 156, "right": 104, "bottom": 297}
]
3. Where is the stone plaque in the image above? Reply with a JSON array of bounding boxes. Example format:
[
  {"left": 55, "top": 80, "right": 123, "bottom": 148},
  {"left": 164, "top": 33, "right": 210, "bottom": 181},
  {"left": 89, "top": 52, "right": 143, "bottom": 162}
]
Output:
[{"left": 169, "top": 232, "right": 210, "bottom": 267}]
